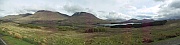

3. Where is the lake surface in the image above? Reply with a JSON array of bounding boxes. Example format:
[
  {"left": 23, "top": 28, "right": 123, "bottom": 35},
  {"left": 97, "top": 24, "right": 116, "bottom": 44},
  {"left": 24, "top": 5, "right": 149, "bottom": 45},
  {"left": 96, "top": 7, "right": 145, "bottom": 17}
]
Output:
[{"left": 97, "top": 23, "right": 142, "bottom": 26}]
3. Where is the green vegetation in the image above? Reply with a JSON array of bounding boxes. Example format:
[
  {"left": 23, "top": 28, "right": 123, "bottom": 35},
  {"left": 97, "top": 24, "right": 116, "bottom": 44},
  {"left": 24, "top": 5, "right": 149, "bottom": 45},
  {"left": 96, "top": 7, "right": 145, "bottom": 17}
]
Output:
[
  {"left": 91, "top": 32, "right": 143, "bottom": 45},
  {"left": 92, "top": 27, "right": 107, "bottom": 32},
  {"left": 0, "top": 27, "right": 33, "bottom": 45},
  {"left": 0, "top": 23, "right": 86, "bottom": 45},
  {"left": 0, "top": 20, "right": 180, "bottom": 45},
  {"left": 151, "top": 28, "right": 180, "bottom": 42},
  {"left": 57, "top": 26, "right": 78, "bottom": 31},
  {"left": 2, "top": 36, "right": 34, "bottom": 45},
  {"left": 150, "top": 36, "right": 180, "bottom": 45},
  {"left": 85, "top": 27, "right": 107, "bottom": 33},
  {"left": 18, "top": 24, "right": 41, "bottom": 29}
]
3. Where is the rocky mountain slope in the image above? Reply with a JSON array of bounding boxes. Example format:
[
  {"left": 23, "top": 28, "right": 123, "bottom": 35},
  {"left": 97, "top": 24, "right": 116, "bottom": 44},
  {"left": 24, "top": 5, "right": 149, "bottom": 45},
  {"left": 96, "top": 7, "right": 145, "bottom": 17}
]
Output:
[
  {"left": 0, "top": 13, "right": 32, "bottom": 21},
  {"left": 61, "top": 12, "right": 108, "bottom": 25},
  {"left": 15, "top": 10, "right": 69, "bottom": 23}
]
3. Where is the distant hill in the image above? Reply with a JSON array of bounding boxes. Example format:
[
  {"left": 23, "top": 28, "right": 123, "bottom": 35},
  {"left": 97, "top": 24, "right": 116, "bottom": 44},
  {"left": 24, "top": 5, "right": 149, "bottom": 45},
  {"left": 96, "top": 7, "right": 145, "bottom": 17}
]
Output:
[
  {"left": 106, "top": 19, "right": 126, "bottom": 22},
  {"left": 60, "top": 12, "right": 108, "bottom": 25},
  {"left": 0, "top": 13, "right": 32, "bottom": 21},
  {"left": 15, "top": 10, "right": 69, "bottom": 23},
  {"left": 119, "top": 19, "right": 155, "bottom": 23},
  {"left": 1, "top": 10, "right": 110, "bottom": 26}
]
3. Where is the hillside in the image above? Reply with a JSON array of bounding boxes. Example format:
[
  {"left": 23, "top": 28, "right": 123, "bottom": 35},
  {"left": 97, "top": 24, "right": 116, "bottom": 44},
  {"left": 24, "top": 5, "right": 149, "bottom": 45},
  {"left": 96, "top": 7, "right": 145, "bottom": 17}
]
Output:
[
  {"left": 121, "top": 19, "right": 155, "bottom": 23},
  {"left": 1, "top": 10, "right": 110, "bottom": 26},
  {"left": 0, "top": 13, "right": 32, "bottom": 21},
  {"left": 15, "top": 10, "right": 69, "bottom": 24},
  {"left": 1, "top": 19, "right": 180, "bottom": 45},
  {"left": 61, "top": 12, "right": 108, "bottom": 25}
]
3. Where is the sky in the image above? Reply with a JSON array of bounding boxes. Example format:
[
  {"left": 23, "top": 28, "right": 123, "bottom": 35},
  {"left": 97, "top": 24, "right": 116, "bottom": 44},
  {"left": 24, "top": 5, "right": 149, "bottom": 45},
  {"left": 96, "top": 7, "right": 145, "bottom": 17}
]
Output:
[{"left": 0, "top": 0, "right": 179, "bottom": 20}]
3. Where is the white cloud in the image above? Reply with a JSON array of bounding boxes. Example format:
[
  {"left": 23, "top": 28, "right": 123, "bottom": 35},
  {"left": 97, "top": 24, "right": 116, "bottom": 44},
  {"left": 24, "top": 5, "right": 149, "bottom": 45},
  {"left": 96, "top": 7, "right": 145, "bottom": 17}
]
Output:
[
  {"left": 154, "top": 0, "right": 167, "bottom": 2},
  {"left": 155, "top": 0, "right": 180, "bottom": 20}
]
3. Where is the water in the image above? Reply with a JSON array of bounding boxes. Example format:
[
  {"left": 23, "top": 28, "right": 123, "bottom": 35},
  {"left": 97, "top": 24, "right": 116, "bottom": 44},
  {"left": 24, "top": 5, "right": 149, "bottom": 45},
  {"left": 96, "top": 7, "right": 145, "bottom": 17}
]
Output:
[{"left": 97, "top": 23, "right": 142, "bottom": 27}]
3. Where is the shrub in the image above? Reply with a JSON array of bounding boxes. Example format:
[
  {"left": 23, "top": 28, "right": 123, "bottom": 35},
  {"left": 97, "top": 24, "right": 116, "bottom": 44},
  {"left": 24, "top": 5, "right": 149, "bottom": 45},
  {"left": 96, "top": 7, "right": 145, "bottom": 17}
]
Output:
[
  {"left": 42, "top": 38, "right": 47, "bottom": 43},
  {"left": 152, "top": 28, "right": 180, "bottom": 42},
  {"left": 7, "top": 31, "right": 13, "bottom": 35},
  {"left": 18, "top": 24, "right": 41, "bottom": 29},
  {"left": 1, "top": 28, "right": 6, "bottom": 32},
  {"left": 22, "top": 38, "right": 39, "bottom": 45},
  {"left": 14, "top": 33, "right": 23, "bottom": 39},
  {"left": 85, "top": 27, "right": 107, "bottom": 33},
  {"left": 40, "top": 43, "right": 46, "bottom": 45},
  {"left": 57, "top": 26, "right": 77, "bottom": 31},
  {"left": 0, "top": 28, "right": 11, "bottom": 36}
]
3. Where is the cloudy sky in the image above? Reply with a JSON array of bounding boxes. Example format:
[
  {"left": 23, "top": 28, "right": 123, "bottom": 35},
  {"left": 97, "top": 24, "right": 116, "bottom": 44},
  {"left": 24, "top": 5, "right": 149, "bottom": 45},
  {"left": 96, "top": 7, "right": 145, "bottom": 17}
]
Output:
[{"left": 0, "top": 0, "right": 179, "bottom": 20}]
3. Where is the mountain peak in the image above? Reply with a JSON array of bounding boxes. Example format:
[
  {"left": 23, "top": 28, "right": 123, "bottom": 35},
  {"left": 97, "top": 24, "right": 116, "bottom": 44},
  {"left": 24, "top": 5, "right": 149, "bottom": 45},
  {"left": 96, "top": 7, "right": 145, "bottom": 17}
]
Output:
[
  {"left": 14, "top": 10, "right": 69, "bottom": 23},
  {"left": 61, "top": 12, "right": 108, "bottom": 25},
  {"left": 34, "top": 10, "right": 69, "bottom": 17},
  {"left": 36, "top": 10, "right": 53, "bottom": 12},
  {"left": 72, "top": 12, "right": 94, "bottom": 16},
  {"left": 19, "top": 13, "right": 33, "bottom": 17}
]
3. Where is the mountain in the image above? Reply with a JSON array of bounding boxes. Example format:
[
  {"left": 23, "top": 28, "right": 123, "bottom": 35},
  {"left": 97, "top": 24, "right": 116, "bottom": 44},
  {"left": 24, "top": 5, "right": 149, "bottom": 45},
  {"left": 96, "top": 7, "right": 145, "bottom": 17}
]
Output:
[
  {"left": 1, "top": 10, "right": 109, "bottom": 26},
  {"left": 106, "top": 19, "right": 126, "bottom": 22},
  {"left": 15, "top": 10, "right": 69, "bottom": 23},
  {"left": 121, "top": 19, "right": 155, "bottom": 23},
  {"left": 0, "top": 13, "right": 32, "bottom": 21},
  {"left": 141, "top": 19, "right": 155, "bottom": 23},
  {"left": 61, "top": 12, "right": 108, "bottom": 25}
]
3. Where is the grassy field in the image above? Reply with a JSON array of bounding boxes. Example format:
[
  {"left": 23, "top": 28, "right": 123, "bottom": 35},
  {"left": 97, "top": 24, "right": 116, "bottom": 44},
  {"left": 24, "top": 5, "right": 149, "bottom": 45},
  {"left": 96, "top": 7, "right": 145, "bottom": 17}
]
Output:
[
  {"left": 2, "top": 36, "right": 34, "bottom": 45},
  {"left": 0, "top": 22, "right": 86, "bottom": 45},
  {"left": 150, "top": 36, "right": 180, "bottom": 45},
  {"left": 0, "top": 20, "right": 180, "bottom": 45}
]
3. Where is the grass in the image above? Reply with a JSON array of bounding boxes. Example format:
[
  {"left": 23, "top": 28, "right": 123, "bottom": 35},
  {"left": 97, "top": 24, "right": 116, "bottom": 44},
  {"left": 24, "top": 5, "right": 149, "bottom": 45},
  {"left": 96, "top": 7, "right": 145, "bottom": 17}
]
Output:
[
  {"left": 0, "top": 21, "right": 180, "bottom": 45},
  {"left": 0, "top": 23, "right": 86, "bottom": 45},
  {"left": 1, "top": 36, "right": 34, "bottom": 45},
  {"left": 84, "top": 27, "right": 107, "bottom": 33},
  {"left": 57, "top": 26, "right": 78, "bottom": 31},
  {"left": 18, "top": 24, "right": 41, "bottom": 29},
  {"left": 91, "top": 32, "right": 143, "bottom": 45},
  {"left": 149, "top": 22, "right": 180, "bottom": 42},
  {"left": 0, "top": 24, "right": 34, "bottom": 45},
  {"left": 150, "top": 36, "right": 180, "bottom": 45}
]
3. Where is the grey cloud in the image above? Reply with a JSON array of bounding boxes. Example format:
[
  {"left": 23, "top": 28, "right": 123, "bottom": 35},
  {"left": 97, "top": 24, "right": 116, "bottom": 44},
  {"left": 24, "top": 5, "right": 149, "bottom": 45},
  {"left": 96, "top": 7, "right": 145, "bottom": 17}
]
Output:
[
  {"left": 137, "top": 15, "right": 152, "bottom": 18},
  {"left": 101, "top": 12, "right": 130, "bottom": 20},
  {"left": 63, "top": 5, "right": 84, "bottom": 13},
  {"left": 24, "top": 9, "right": 38, "bottom": 12},
  {"left": 16, "top": 9, "right": 37, "bottom": 14},
  {"left": 159, "top": 9, "right": 180, "bottom": 19},
  {"left": 62, "top": 5, "right": 128, "bottom": 20},
  {"left": 169, "top": 0, "right": 180, "bottom": 8},
  {"left": 0, "top": 0, "right": 4, "bottom": 7},
  {"left": 154, "top": 0, "right": 166, "bottom": 2},
  {"left": 0, "top": 10, "right": 4, "bottom": 11},
  {"left": 157, "top": 0, "right": 180, "bottom": 20}
]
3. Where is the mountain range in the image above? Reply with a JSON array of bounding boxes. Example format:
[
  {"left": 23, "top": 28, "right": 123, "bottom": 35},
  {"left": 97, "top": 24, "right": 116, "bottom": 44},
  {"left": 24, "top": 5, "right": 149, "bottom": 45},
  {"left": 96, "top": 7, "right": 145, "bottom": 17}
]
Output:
[
  {"left": 60, "top": 12, "right": 108, "bottom": 25},
  {"left": 0, "top": 10, "right": 108, "bottom": 26},
  {"left": 1, "top": 10, "right": 168, "bottom": 26}
]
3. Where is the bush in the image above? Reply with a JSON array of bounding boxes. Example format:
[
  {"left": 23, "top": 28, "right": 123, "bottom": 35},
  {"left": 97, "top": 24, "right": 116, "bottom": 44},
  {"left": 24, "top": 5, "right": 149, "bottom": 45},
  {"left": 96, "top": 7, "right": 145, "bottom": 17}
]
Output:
[
  {"left": 7, "top": 31, "right": 13, "bottom": 35},
  {"left": 14, "top": 33, "right": 23, "bottom": 39},
  {"left": 152, "top": 28, "right": 180, "bottom": 42},
  {"left": 85, "top": 27, "right": 107, "bottom": 33},
  {"left": 0, "top": 28, "right": 8, "bottom": 36},
  {"left": 57, "top": 26, "right": 77, "bottom": 31},
  {"left": 18, "top": 24, "right": 41, "bottom": 29},
  {"left": 22, "top": 38, "right": 39, "bottom": 45}
]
